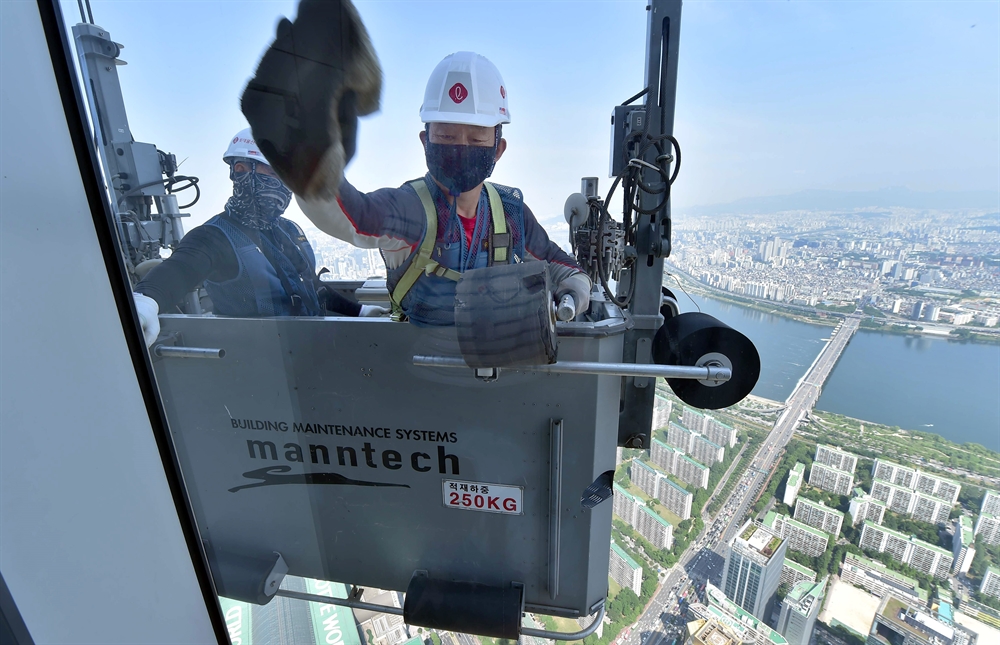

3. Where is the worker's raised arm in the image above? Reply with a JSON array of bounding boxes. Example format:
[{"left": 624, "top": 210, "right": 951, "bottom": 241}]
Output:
[{"left": 295, "top": 180, "right": 419, "bottom": 253}]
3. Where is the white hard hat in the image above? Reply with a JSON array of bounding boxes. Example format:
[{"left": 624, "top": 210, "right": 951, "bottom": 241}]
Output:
[
  {"left": 223, "top": 128, "right": 269, "bottom": 165},
  {"left": 420, "top": 52, "right": 510, "bottom": 128}
]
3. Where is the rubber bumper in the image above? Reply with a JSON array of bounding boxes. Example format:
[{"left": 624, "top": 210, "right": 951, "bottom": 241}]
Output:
[{"left": 455, "top": 263, "right": 557, "bottom": 368}]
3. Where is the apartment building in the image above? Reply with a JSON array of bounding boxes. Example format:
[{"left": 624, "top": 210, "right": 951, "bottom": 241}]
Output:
[
  {"left": 691, "top": 434, "right": 725, "bottom": 468},
  {"left": 840, "top": 553, "right": 927, "bottom": 605},
  {"left": 975, "top": 513, "right": 1000, "bottom": 545},
  {"left": 764, "top": 512, "right": 831, "bottom": 558},
  {"left": 952, "top": 516, "right": 976, "bottom": 575},
  {"left": 859, "top": 522, "right": 952, "bottom": 579},
  {"left": 781, "top": 560, "right": 817, "bottom": 588},
  {"left": 609, "top": 541, "right": 642, "bottom": 596},
  {"left": 793, "top": 498, "right": 844, "bottom": 536},
  {"left": 850, "top": 488, "right": 887, "bottom": 525},
  {"left": 613, "top": 482, "right": 641, "bottom": 525},
  {"left": 658, "top": 476, "right": 694, "bottom": 521},
  {"left": 636, "top": 505, "right": 674, "bottom": 550},
  {"left": 784, "top": 463, "right": 805, "bottom": 507},
  {"left": 808, "top": 462, "right": 854, "bottom": 496},
  {"left": 814, "top": 444, "right": 858, "bottom": 474}
]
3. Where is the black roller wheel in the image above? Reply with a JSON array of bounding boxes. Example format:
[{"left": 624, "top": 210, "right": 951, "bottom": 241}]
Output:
[{"left": 652, "top": 312, "right": 760, "bottom": 410}]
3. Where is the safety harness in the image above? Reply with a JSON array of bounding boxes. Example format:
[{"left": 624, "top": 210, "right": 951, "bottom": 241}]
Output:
[{"left": 390, "top": 180, "right": 510, "bottom": 320}]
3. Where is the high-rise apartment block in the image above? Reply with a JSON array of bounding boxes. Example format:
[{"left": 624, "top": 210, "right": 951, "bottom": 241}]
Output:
[
  {"left": 873, "top": 459, "right": 917, "bottom": 488},
  {"left": 840, "top": 554, "right": 927, "bottom": 605},
  {"left": 781, "top": 560, "right": 816, "bottom": 588},
  {"left": 850, "top": 488, "right": 887, "bottom": 525},
  {"left": 952, "top": 516, "right": 976, "bottom": 575},
  {"left": 808, "top": 462, "right": 854, "bottom": 496},
  {"left": 652, "top": 396, "right": 673, "bottom": 431},
  {"left": 636, "top": 505, "right": 674, "bottom": 550},
  {"left": 704, "top": 418, "right": 737, "bottom": 449},
  {"left": 648, "top": 440, "right": 710, "bottom": 490},
  {"left": 866, "top": 595, "right": 977, "bottom": 645},
  {"left": 915, "top": 473, "right": 961, "bottom": 505},
  {"left": 613, "top": 482, "right": 674, "bottom": 549},
  {"left": 667, "top": 423, "right": 695, "bottom": 452},
  {"left": 613, "top": 482, "right": 641, "bottom": 525},
  {"left": 665, "top": 423, "right": 724, "bottom": 467},
  {"left": 691, "top": 434, "right": 725, "bottom": 467},
  {"left": 675, "top": 453, "right": 711, "bottom": 489},
  {"left": 682, "top": 407, "right": 708, "bottom": 433},
  {"left": 859, "top": 522, "right": 952, "bottom": 579},
  {"left": 631, "top": 459, "right": 661, "bottom": 498},
  {"left": 609, "top": 541, "right": 643, "bottom": 596},
  {"left": 981, "top": 567, "right": 1000, "bottom": 601},
  {"left": 814, "top": 444, "right": 858, "bottom": 474},
  {"left": 776, "top": 580, "right": 825, "bottom": 645},
  {"left": 784, "top": 463, "right": 805, "bottom": 507},
  {"left": 763, "top": 512, "right": 830, "bottom": 558},
  {"left": 650, "top": 439, "right": 675, "bottom": 475},
  {"left": 682, "top": 408, "right": 737, "bottom": 448},
  {"left": 872, "top": 459, "right": 961, "bottom": 508},
  {"left": 690, "top": 584, "right": 787, "bottom": 645},
  {"left": 871, "top": 480, "right": 918, "bottom": 515},
  {"left": 974, "top": 513, "right": 1000, "bottom": 545},
  {"left": 981, "top": 490, "right": 1000, "bottom": 516},
  {"left": 793, "top": 498, "right": 844, "bottom": 536},
  {"left": 659, "top": 476, "right": 694, "bottom": 520},
  {"left": 723, "top": 521, "right": 787, "bottom": 621},
  {"left": 630, "top": 459, "right": 694, "bottom": 520},
  {"left": 871, "top": 480, "right": 952, "bottom": 525}
]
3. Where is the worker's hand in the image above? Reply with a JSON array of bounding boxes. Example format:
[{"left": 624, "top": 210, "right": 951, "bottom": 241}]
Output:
[
  {"left": 358, "top": 304, "right": 390, "bottom": 317},
  {"left": 241, "top": 0, "right": 381, "bottom": 200},
  {"left": 555, "top": 273, "right": 592, "bottom": 317},
  {"left": 132, "top": 292, "right": 160, "bottom": 348}
]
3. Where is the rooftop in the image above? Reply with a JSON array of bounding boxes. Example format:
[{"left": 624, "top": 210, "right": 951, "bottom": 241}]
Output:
[
  {"left": 640, "top": 505, "right": 672, "bottom": 528},
  {"left": 614, "top": 482, "right": 642, "bottom": 504},
  {"left": 797, "top": 497, "right": 846, "bottom": 518},
  {"left": 611, "top": 540, "right": 641, "bottom": 570},
  {"left": 783, "top": 559, "right": 817, "bottom": 578},
  {"left": 703, "top": 584, "right": 788, "bottom": 645},
  {"left": 786, "top": 580, "right": 826, "bottom": 614}
]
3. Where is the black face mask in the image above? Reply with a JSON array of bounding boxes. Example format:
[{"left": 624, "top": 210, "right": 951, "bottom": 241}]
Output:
[
  {"left": 424, "top": 138, "right": 498, "bottom": 196},
  {"left": 224, "top": 160, "right": 292, "bottom": 230}
]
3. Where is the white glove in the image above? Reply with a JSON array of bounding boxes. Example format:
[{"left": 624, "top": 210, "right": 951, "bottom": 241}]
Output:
[
  {"left": 556, "top": 273, "right": 592, "bottom": 316},
  {"left": 133, "top": 292, "right": 160, "bottom": 348},
  {"left": 358, "top": 304, "right": 390, "bottom": 317}
]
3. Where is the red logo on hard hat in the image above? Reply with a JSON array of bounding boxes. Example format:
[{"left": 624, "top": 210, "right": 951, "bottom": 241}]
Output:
[
  {"left": 500, "top": 86, "right": 506, "bottom": 99},
  {"left": 449, "top": 83, "right": 468, "bottom": 103},
  {"left": 233, "top": 136, "right": 239, "bottom": 144}
]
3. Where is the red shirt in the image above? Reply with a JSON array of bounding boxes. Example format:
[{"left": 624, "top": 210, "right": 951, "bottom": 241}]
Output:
[{"left": 459, "top": 214, "right": 477, "bottom": 249}]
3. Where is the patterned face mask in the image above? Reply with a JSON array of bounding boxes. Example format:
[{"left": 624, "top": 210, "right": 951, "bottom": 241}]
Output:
[{"left": 224, "top": 160, "right": 293, "bottom": 229}]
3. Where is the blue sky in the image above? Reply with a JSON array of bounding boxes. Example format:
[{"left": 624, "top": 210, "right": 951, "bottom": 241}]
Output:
[{"left": 61, "top": 1, "right": 998, "bottom": 229}]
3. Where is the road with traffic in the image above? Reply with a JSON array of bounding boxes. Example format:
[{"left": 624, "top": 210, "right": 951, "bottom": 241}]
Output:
[{"left": 615, "top": 315, "right": 860, "bottom": 645}]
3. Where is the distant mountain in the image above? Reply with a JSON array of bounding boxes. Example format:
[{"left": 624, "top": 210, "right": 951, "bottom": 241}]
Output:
[{"left": 677, "top": 187, "right": 999, "bottom": 216}]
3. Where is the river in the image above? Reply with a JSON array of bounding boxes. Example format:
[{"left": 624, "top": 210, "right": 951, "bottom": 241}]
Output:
[{"left": 683, "top": 292, "right": 1000, "bottom": 451}]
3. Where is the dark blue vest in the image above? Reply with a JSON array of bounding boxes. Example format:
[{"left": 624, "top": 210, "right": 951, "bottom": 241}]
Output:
[
  {"left": 389, "top": 179, "right": 526, "bottom": 326},
  {"left": 203, "top": 215, "right": 320, "bottom": 317}
]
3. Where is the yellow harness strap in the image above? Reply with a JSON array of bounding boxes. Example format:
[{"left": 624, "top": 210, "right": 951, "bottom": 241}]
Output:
[{"left": 390, "top": 180, "right": 510, "bottom": 320}]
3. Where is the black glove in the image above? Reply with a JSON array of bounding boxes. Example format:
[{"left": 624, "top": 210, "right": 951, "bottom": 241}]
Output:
[{"left": 241, "top": 0, "right": 380, "bottom": 199}]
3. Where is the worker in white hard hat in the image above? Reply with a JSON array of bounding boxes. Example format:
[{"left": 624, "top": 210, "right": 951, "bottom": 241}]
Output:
[
  {"left": 131, "top": 128, "right": 387, "bottom": 347},
  {"left": 241, "top": 3, "right": 593, "bottom": 326}
]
